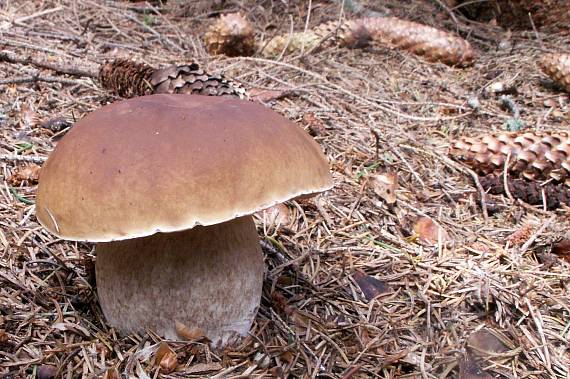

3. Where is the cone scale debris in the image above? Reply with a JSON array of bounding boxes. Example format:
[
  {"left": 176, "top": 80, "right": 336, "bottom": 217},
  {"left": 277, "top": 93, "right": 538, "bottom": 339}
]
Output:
[{"left": 480, "top": 174, "right": 570, "bottom": 210}]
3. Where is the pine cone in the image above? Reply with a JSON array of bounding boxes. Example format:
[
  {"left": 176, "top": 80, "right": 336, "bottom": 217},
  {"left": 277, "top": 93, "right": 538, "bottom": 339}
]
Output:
[
  {"left": 262, "top": 32, "right": 321, "bottom": 57},
  {"left": 263, "top": 17, "right": 474, "bottom": 67},
  {"left": 480, "top": 174, "right": 570, "bottom": 210},
  {"left": 313, "top": 19, "right": 372, "bottom": 48},
  {"left": 364, "top": 17, "right": 475, "bottom": 67},
  {"left": 204, "top": 13, "right": 255, "bottom": 57},
  {"left": 539, "top": 53, "right": 570, "bottom": 93},
  {"left": 449, "top": 131, "right": 570, "bottom": 184},
  {"left": 151, "top": 64, "right": 248, "bottom": 98},
  {"left": 99, "top": 59, "right": 154, "bottom": 98},
  {"left": 99, "top": 59, "right": 248, "bottom": 99}
]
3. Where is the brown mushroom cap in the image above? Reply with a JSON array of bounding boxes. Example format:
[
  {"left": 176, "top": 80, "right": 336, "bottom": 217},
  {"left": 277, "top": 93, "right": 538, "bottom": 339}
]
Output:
[{"left": 36, "top": 94, "right": 332, "bottom": 242}]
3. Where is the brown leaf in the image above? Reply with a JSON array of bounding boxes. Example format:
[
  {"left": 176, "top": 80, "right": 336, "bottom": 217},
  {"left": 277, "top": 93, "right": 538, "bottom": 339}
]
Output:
[
  {"left": 341, "top": 365, "right": 362, "bottom": 379},
  {"left": 467, "top": 328, "right": 510, "bottom": 356},
  {"left": 413, "top": 217, "right": 450, "bottom": 246},
  {"left": 371, "top": 172, "right": 398, "bottom": 204},
  {"left": 291, "top": 311, "right": 310, "bottom": 331},
  {"left": 271, "top": 291, "right": 293, "bottom": 316},
  {"left": 302, "top": 112, "right": 326, "bottom": 136},
  {"left": 258, "top": 203, "right": 291, "bottom": 227},
  {"left": 280, "top": 351, "right": 294, "bottom": 365},
  {"left": 552, "top": 239, "right": 570, "bottom": 262},
  {"left": 249, "top": 88, "right": 289, "bottom": 103},
  {"left": 174, "top": 320, "right": 208, "bottom": 341},
  {"left": 186, "top": 362, "right": 223, "bottom": 374},
  {"left": 381, "top": 349, "right": 409, "bottom": 366},
  {"left": 0, "top": 329, "right": 8, "bottom": 343},
  {"left": 101, "top": 368, "right": 119, "bottom": 379},
  {"left": 20, "top": 104, "right": 40, "bottom": 129},
  {"left": 506, "top": 224, "right": 534, "bottom": 246},
  {"left": 37, "top": 365, "right": 57, "bottom": 379},
  {"left": 459, "top": 356, "right": 494, "bottom": 379},
  {"left": 352, "top": 270, "right": 390, "bottom": 302},
  {"left": 9, "top": 164, "right": 41, "bottom": 186},
  {"left": 155, "top": 342, "right": 178, "bottom": 374}
]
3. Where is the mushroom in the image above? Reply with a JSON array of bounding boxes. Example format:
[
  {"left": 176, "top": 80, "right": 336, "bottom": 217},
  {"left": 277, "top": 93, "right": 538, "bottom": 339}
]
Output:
[{"left": 36, "top": 94, "right": 332, "bottom": 347}]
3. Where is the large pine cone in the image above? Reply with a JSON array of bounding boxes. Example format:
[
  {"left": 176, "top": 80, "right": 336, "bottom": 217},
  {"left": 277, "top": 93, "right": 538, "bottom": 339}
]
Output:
[
  {"left": 204, "top": 13, "right": 255, "bottom": 57},
  {"left": 480, "top": 174, "right": 570, "bottom": 210},
  {"left": 539, "top": 53, "right": 570, "bottom": 93},
  {"left": 363, "top": 17, "right": 475, "bottom": 67},
  {"left": 263, "top": 17, "right": 474, "bottom": 67},
  {"left": 313, "top": 19, "right": 372, "bottom": 48},
  {"left": 449, "top": 131, "right": 570, "bottom": 184},
  {"left": 99, "top": 59, "right": 248, "bottom": 99}
]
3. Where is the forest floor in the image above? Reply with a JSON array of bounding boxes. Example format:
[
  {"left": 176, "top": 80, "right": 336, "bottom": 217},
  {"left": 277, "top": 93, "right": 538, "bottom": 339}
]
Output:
[{"left": 0, "top": 1, "right": 569, "bottom": 378}]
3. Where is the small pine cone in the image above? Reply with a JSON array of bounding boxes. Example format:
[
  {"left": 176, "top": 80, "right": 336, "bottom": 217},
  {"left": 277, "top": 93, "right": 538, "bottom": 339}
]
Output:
[
  {"left": 99, "top": 59, "right": 154, "bottom": 98},
  {"left": 449, "top": 131, "right": 570, "bottom": 184},
  {"left": 99, "top": 59, "right": 248, "bottom": 99},
  {"left": 204, "top": 13, "right": 255, "bottom": 57},
  {"left": 364, "top": 17, "right": 475, "bottom": 67},
  {"left": 262, "top": 32, "right": 321, "bottom": 57},
  {"left": 150, "top": 64, "right": 248, "bottom": 99},
  {"left": 539, "top": 53, "right": 570, "bottom": 93},
  {"left": 480, "top": 174, "right": 570, "bottom": 210}
]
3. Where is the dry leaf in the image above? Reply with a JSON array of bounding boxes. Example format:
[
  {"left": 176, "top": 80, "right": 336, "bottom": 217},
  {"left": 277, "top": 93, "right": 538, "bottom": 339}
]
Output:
[
  {"left": 37, "top": 365, "right": 57, "bottom": 379},
  {"left": 291, "top": 311, "right": 310, "bottom": 331},
  {"left": 174, "top": 320, "right": 208, "bottom": 341},
  {"left": 551, "top": 238, "right": 570, "bottom": 263},
  {"left": 506, "top": 224, "right": 534, "bottom": 246},
  {"left": 0, "top": 329, "right": 8, "bottom": 343},
  {"left": 155, "top": 342, "right": 178, "bottom": 374},
  {"left": 459, "top": 356, "right": 494, "bottom": 379},
  {"left": 271, "top": 291, "right": 293, "bottom": 316},
  {"left": 413, "top": 217, "right": 450, "bottom": 246},
  {"left": 467, "top": 328, "right": 510, "bottom": 356},
  {"left": 341, "top": 365, "right": 362, "bottom": 379},
  {"left": 303, "top": 112, "right": 326, "bottom": 136},
  {"left": 371, "top": 172, "right": 398, "bottom": 204},
  {"left": 52, "top": 322, "right": 90, "bottom": 337},
  {"left": 381, "top": 349, "right": 409, "bottom": 366},
  {"left": 101, "top": 367, "right": 119, "bottom": 379},
  {"left": 249, "top": 88, "right": 289, "bottom": 103},
  {"left": 186, "top": 362, "right": 223, "bottom": 374},
  {"left": 8, "top": 164, "right": 41, "bottom": 186},
  {"left": 258, "top": 203, "right": 291, "bottom": 227},
  {"left": 20, "top": 103, "right": 40, "bottom": 129},
  {"left": 352, "top": 270, "right": 390, "bottom": 302},
  {"left": 280, "top": 351, "right": 294, "bottom": 365}
]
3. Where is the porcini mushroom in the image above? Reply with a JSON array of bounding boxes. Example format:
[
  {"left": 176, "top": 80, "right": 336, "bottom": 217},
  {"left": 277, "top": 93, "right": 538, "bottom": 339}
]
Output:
[{"left": 36, "top": 94, "right": 332, "bottom": 347}]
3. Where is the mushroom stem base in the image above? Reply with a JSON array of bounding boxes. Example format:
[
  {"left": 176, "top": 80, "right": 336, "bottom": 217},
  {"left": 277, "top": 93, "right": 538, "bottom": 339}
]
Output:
[{"left": 95, "top": 216, "right": 263, "bottom": 347}]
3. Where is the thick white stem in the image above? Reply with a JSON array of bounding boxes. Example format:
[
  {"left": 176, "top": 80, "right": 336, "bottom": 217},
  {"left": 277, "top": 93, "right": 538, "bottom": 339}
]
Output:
[{"left": 95, "top": 216, "right": 263, "bottom": 347}]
